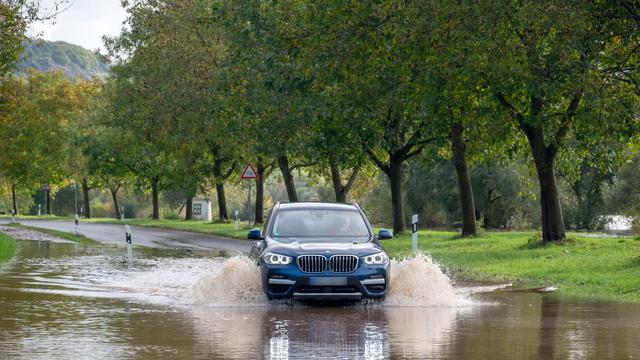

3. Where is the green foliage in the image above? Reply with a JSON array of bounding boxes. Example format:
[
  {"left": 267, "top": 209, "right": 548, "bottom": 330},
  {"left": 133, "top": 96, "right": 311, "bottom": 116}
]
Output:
[
  {"left": 19, "top": 40, "right": 109, "bottom": 79},
  {"left": 0, "top": 70, "right": 98, "bottom": 208},
  {"left": 0, "top": 232, "right": 17, "bottom": 263}
]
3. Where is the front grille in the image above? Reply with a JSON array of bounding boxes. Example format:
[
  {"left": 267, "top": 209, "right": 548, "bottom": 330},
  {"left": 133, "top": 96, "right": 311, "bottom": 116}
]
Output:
[
  {"left": 297, "top": 255, "right": 327, "bottom": 273},
  {"left": 329, "top": 255, "right": 359, "bottom": 273}
]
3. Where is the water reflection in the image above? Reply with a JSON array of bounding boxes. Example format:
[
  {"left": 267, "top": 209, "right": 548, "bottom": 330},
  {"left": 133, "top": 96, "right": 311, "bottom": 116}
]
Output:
[
  {"left": 2, "top": 240, "right": 640, "bottom": 359},
  {"left": 189, "top": 305, "right": 460, "bottom": 359}
]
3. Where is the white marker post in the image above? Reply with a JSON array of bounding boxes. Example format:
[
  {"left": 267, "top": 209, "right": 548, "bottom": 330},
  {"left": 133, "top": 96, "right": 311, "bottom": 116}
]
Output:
[
  {"left": 120, "top": 206, "right": 125, "bottom": 222},
  {"left": 411, "top": 214, "right": 419, "bottom": 252},
  {"left": 234, "top": 210, "right": 240, "bottom": 230},
  {"left": 74, "top": 214, "right": 80, "bottom": 235},
  {"left": 125, "top": 225, "right": 133, "bottom": 269},
  {"left": 38, "top": 204, "right": 41, "bottom": 216},
  {"left": 10, "top": 209, "right": 15, "bottom": 224}
]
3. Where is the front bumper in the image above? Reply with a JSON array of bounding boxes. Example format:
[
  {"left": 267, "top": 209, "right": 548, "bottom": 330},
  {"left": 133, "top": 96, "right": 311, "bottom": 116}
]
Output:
[{"left": 261, "top": 262, "right": 389, "bottom": 300}]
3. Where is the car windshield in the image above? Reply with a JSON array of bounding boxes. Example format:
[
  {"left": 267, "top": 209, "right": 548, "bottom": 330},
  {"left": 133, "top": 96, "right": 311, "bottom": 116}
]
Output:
[{"left": 271, "top": 209, "right": 370, "bottom": 239}]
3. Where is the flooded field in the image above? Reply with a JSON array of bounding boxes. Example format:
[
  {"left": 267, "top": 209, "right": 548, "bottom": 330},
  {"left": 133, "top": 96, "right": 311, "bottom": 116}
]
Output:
[{"left": 1, "top": 240, "right": 640, "bottom": 359}]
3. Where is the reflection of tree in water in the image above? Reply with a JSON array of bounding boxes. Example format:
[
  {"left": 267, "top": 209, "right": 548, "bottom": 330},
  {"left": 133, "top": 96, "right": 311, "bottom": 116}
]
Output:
[{"left": 538, "top": 296, "right": 560, "bottom": 359}]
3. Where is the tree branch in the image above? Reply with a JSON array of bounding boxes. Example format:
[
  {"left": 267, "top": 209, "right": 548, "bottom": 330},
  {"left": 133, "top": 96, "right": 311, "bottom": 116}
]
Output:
[
  {"left": 364, "top": 148, "right": 390, "bottom": 175},
  {"left": 343, "top": 164, "right": 362, "bottom": 195}
]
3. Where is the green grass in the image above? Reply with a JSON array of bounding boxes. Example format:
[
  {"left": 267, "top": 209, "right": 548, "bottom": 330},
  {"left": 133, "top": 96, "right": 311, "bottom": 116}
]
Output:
[
  {"left": 0, "top": 232, "right": 17, "bottom": 263},
  {"left": 9, "top": 223, "right": 99, "bottom": 246},
  {"left": 382, "top": 230, "right": 640, "bottom": 302}
]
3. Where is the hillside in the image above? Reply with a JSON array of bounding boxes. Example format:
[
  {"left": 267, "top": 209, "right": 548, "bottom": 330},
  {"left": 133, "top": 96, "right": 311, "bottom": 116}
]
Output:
[{"left": 19, "top": 40, "right": 109, "bottom": 79}]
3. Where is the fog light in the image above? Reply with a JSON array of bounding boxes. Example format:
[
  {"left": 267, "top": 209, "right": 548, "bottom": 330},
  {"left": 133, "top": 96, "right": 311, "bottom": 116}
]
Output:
[
  {"left": 369, "top": 273, "right": 384, "bottom": 279},
  {"left": 270, "top": 274, "right": 286, "bottom": 279}
]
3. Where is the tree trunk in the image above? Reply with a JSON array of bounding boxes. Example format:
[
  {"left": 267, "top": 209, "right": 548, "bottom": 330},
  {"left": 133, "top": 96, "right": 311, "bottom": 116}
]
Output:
[
  {"left": 255, "top": 158, "right": 266, "bottom": 224},
  {"left": 388, "top": 154, "right": 406, "bottom": 234},
  {"left": 277, "top": 154, "right": 298, "bottom": 202},
  {"left": 451, "top": 122, "right": 477, "bottom": 237},
  {"left": 185, "top": 196, "right": 193, "bottom": 220},
  {"left": 329, "top": 153, "right": 346, "bottom": 202},
  {"left": 46, "top": 189, "right": 51, "bottom": 215},
  {"left": 110, "top": 186, "right": 120, "bottom": 219},
  {"left": 11, "top": 183, "right": 17, "bottom": 215},
  {"left": 329, "top": 152, "right": 361, "bottom": 203},
  {"left": 82, "top": 178, "right": 91, "bottom": 219},
  {"left": 151, "top": 176, "right": 160, "bottom": 220},
  {"left": 212, "top": 159, "right": 229, "bottom": 221},
  {"left": 527, "top": 131, "right": 566, "bottom": 242}
]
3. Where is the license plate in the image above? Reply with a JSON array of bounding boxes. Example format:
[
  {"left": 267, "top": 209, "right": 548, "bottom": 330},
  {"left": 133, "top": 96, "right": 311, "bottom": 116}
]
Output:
[{"left": 309, "top": 277, "right": 347, "bottom": 286}]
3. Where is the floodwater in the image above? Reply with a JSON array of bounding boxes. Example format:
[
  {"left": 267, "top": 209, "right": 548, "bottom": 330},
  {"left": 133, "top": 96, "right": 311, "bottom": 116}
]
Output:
[{"left": 1, "top": 241, "right": 640, "bottom": 359}]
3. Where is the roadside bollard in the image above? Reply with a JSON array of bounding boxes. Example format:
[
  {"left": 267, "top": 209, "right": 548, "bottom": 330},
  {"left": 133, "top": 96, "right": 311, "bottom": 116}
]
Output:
[
  {"left": 234, "top": 210, "right": 240, "bottom": 230},
  {"left": 411, "top": 214, "right": 418, "bottom": 252},
  {"left": 74, "top": 214, "right": 79, "bottom": 235},
  {"left": 125, "top": 225, "right": 133, "bottom": 269},
  {"left": 120, "top": 206, "right": 125, "bottom": 222},
  {"left": 11, "top": 209, "right": 16, "bottom": 224}
]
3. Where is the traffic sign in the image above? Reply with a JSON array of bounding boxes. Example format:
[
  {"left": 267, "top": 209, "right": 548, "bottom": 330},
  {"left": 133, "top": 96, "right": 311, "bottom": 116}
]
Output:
[
  {"left": 240, "top": 162, "right": 259, "bottom": 179},
  {"left": 42, "top": 182, "right": 50, "bottom": 191}
]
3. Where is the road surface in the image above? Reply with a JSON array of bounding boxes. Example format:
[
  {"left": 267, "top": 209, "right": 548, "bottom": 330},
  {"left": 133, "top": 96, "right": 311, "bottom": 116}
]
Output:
[{"left": 0, "top": 219, "right": 251, "bottom": 254}]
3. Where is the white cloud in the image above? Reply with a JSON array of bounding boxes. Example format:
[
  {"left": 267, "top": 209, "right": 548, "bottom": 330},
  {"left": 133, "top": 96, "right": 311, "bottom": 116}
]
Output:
[{"left": 28, "top": 0, "right": 127, "bottom": 52}]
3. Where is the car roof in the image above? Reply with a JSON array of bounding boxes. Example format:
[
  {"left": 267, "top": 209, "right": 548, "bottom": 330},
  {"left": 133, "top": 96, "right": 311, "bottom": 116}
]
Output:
[{"left": 277, "top": 202, "right": 358, "bottom": 211}]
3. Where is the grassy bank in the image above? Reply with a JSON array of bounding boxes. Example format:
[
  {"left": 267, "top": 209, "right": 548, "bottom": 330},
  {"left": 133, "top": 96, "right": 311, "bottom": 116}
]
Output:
[
  {"left": 383, "top": 231, "right": 640, "bottom": 302},
  {"left": 0, "top": 232, "right": 17, "bottom": 263}
]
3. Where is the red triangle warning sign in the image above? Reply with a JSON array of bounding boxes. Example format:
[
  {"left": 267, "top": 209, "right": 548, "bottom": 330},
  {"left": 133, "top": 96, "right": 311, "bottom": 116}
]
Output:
[{"left": 240, "top": 162, "right": 259, "bottom": 179}]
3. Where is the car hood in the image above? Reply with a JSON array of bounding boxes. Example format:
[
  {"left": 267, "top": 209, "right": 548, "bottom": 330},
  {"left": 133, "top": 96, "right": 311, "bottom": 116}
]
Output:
[{"left": 266, "top": 237, "right": 384, "bottom": 257}]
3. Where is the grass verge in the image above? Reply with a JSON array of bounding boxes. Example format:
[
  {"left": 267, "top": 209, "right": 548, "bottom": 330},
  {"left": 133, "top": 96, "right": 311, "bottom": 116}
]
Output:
[
  {"left": 9, "top": 223, "right": 99, "bottom": 246},
  {"left": 0, "top": 232, "right": 17, "bottom": 263},
  {"left": 382, "top": 230, "right": 640, "bottom": 302}
]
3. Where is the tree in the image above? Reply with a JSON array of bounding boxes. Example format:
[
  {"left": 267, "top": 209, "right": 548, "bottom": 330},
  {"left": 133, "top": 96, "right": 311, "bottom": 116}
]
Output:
[
  {"left": 473, "top": 1, "right": 640, "bottom": 242},
  {"left": 0, "top": 70, "right": 96, "bottom": 215},
  {"left": 106, "top": 0, "right": 241, "bottom": 221},
  {"left": 292, "top": 1, "right": 460, "bottom": 233}
]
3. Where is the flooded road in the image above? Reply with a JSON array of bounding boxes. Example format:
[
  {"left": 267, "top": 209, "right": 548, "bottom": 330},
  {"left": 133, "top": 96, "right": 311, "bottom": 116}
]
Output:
[{"left": 1, "top": 241, "right": 640, "bottom": 359}]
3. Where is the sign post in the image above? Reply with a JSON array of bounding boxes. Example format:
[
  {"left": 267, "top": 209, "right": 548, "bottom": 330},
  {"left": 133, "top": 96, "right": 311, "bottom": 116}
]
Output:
[
  {"left": 411, "top": 214, "right": 419, "bottom": 252},
  {"left": 125, "top": 225, "right": 133, "bottom": 269},
  {"left": 240, "top": 163, "right": 259, "bottom": 226}
]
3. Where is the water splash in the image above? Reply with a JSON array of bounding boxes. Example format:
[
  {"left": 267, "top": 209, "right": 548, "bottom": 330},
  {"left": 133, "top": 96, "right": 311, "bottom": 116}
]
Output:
[
  {"left": 385, "top": 253, "right": 462, "bottom": 307},
  {"left": 193, "top": 256, "right": 265, "bottom": 306}
]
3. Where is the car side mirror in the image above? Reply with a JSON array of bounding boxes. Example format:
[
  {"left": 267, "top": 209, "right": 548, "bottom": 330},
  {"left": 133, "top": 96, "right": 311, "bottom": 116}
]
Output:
[
  {"left": 378, "top": 228, "right": 393, "bottom": 240},
  {"left": 247, "top": 228, "right": 264, "bottom": 240}
]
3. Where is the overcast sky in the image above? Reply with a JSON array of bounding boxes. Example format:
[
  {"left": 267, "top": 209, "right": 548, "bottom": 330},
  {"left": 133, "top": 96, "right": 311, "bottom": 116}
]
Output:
[{"left": 28, "top": 0, "right": 127, "bottom": 52}]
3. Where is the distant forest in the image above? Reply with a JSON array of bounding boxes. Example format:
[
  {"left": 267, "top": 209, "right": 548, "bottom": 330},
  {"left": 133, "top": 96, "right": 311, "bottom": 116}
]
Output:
[{"left": 19, "top": 40, "right": 108, "bottom": 79}]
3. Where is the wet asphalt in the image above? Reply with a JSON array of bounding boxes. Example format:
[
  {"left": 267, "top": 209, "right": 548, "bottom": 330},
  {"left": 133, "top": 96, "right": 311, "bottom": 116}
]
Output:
[{"left": 0, "top": 218, "right": 251, "bottom": 254}]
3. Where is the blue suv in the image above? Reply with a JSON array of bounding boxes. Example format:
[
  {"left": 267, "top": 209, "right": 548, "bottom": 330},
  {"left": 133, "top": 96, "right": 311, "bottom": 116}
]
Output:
[{"left": 248, "top": 202, "right": 393, "bottom": 301}]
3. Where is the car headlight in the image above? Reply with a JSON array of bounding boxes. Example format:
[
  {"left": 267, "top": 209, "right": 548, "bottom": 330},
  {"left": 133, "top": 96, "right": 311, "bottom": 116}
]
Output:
[
  {"left": 263, "top": 252, "right": 293, "bottom": 265},
  {"left": 363, "top": 252, "right": 389, "bottom": 265}
]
